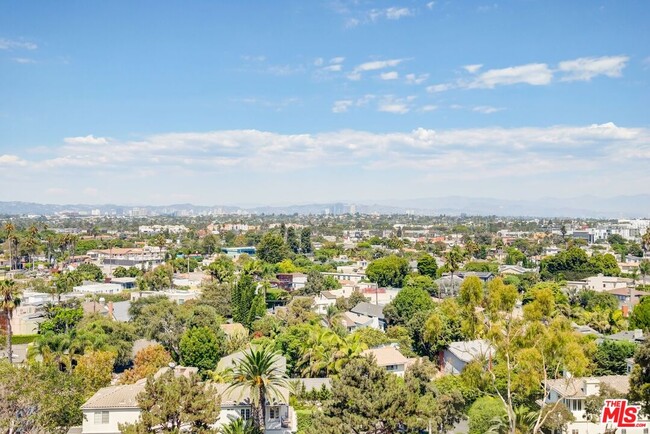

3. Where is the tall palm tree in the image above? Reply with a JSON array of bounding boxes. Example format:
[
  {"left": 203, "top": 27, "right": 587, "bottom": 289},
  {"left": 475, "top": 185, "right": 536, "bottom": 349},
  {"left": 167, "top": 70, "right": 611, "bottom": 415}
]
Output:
[
  {"left": 228, "top": 346, "right": 289, "bottom": 430},
  {"left": 1, "top": 279, "right": 21, "bottom": 364},
  {"left": 4, "top": 222, "right": 16, "bottom": 270}
]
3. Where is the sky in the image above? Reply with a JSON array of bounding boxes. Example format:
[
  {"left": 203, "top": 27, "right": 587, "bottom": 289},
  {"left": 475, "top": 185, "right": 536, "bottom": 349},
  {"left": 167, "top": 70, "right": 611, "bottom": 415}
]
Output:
[{"left": 1, "top": 0, "right": 649, "bottom": 206}]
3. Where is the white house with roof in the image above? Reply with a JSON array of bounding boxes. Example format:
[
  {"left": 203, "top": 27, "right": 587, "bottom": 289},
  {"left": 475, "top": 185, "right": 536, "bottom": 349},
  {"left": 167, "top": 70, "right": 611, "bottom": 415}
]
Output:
[
  {"left": 362, "top": 345, "right": 414, "bottom": 377},
  {"left": 77, "top": 364, "right": 297, "bottom": 434},
  {"left": 441, "top": 339, "right": 495, "bottom": 374},
  {"left": 544, "top": 375, "right": 650, "bottom": 434}
]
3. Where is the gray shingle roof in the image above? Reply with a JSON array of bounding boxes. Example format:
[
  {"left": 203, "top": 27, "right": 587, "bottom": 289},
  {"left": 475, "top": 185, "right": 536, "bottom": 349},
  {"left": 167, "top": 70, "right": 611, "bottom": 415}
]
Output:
[{"left": 351, "top": 301, "right": 385, "bottom": 320}]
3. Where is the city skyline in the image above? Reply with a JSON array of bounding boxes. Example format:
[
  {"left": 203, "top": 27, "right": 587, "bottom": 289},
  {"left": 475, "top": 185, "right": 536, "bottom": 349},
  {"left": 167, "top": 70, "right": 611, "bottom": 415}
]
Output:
[{"left": 1, "top": 1, "right": 649, "bottom": 204}]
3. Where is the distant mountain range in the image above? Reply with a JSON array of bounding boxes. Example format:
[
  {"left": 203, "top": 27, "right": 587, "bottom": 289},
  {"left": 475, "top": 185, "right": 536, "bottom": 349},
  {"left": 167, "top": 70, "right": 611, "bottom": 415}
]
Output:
[{"left": 0, "top": 195, "right": 649, "bottom": 218}]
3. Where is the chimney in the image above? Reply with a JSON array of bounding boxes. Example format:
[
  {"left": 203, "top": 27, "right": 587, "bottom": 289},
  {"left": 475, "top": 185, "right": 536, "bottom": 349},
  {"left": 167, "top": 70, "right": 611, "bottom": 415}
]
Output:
[
  {"left": 622, "top": 305, "right": 630, "bottom": 318},
  {"left": 108, "top": 301, "right": 114, "bottom": 319},
  {"left": 583, "top": 378, "right": 600, "bottom": 396}
]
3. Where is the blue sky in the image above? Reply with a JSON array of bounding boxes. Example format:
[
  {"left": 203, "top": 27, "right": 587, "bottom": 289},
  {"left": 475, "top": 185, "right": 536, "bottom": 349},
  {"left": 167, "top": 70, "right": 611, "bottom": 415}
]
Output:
[{"left": 1, "top": 0, "right": 649, "bottom": 205}]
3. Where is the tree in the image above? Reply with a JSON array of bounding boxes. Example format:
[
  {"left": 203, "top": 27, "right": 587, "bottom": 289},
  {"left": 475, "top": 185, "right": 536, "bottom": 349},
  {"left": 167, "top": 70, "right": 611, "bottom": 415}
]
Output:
[
  {"left": 74, "top": 350, "right": 116, "bottom": 397},
  {"left": 200, "top": 281, "right": 232, "bottom": 317},
  {"left": 76, "top": 263, "right": 104, "bottom": 282},
  {"left": 366, "top": 255, "right": 410, "bottom": 288},
  {"left": 208, "top": 255, "right": 235, "bottom": 283},
  {"left": 640, "top": 259, "right": 650, "bottom": 282},
  {"left": 403, "top": 275, "right": 438, "bottom": 297},
  {"left": 458, "top": 276, "right": 484, "bottom": 338},
  {"left": 228, "top": 347, "right": 289, "bottom": 430},
  {"left": 52, "top": 271, "right": 81, "bottom": 302},
  {"left": 0, "top": 279, "right": 20, "bottom": 364},
  {"left": 468, "top": 396, "right": 506, "bottom": 434},
  {"left": 180, "top": 326, "right": 224, "bottom": 376},
  {"left": 629, "top": 338, "right": 650, "bottom": 415},
  {"left": 383, "top": 286, "right": 434, "bottom": 325},
  {"left": 232, "top": 273, "right": 259, "bottom": 328},
  {"left": 286, "top": 227, "right": 300, "bottom": 254},
  {"left": 630, "top": 296, "right": 650, "bottom": 331},
  {"left": 593, "top": 340, "right": 637, "bottom": 375},
  {"left": 301, "top": 270, "right": 341, "bottom": 296},
  {"left": 307, "top": 356, "right": 414, "bottom": 434},
  {"left": 121, "top": 344, "right": 173, "bottom": 384},
  {"left": 417, "top": 254, "right": 438, "bottom": 279},
  {"left": 0, "top": 360, "right": 85, "bottom": 433},
  {"left": 300, "top": 228, "right": 313, "bottom": 253},
  {"left": 132, "top": 297, "right": 185, "bottom": 360},
  {"left": 256, "top": 233, "right": 288, "bottom": 264},
  {"left": 119, "top": 368, "right": 220, "bottom": 433}
]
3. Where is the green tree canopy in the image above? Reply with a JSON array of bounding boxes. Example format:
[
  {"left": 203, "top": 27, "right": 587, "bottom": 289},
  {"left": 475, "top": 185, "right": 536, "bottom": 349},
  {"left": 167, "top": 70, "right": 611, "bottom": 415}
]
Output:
[{"left": 366, "top": 255, "right": 410, "bottom": 288}]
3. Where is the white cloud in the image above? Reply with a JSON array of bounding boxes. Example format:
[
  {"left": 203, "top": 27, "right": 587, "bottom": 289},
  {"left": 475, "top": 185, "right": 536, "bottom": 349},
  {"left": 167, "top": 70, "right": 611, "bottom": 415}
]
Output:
[
  {"left": 241, "top": 55, "right": 266, "bottom": 62},
  {"left": 63, "top": 135, "right": 109, "bottom": 146},
  {"left": 426, "top": 2, "right": 435, "bottom": 10},
  {"left": 385, "top": 7, "right": 414, "bottom": 20},
  {"left": 378, "top": 95, "right": 416, "bottom": 114},
  {"left": 347, "top": 72, "right": 362, "bottom": 81},
  {"left": 463, "top": 64, "right": 483, "bottom": 73},
  {"left": 558, "top": 55, "right": 629, "bottom": 81},
  {"left": 420, "top": 105, "right": 438, "bottom": 112},
  {"left": 330, "top": 57, "right": 345, "bottom": 64},
  {"left": 368, "top": 7, "right": 414, "bottom": 21},
  {"left": 0, "top": 38, "right": 37, "bottom": 50},
  {"left": 0, "top": 155, "right": 26, "bottom": 166},
  {"left": 354, "top": 58, "right": 404, "bottom": 73},
  {"left": 468, "top": 63, "right": 553, "bottom": 88},
  {"left": 380, "top": 71, "right": 399, "bottom": 80},
  {"left": 322, "top": 64, "right": 343, "bottom": 72},
  {"left": 427, "top": 83, "right": 454, "bottom": 93},
  {"left": 405, "top": 73, "right": 429, "bottom": 84},
  {"left": 5, "top": 123, "right": 649, "bottom": 203},
  {"left": 472, "top": 105, "right": 504, "bottom": 114},
  {"left": 12, "top": 57, "right": 36, "bottom": 64},
  {"left": 332, "top": 100, "right": 354, "bottom": 113},
  {"left": 314, "top": 57, "right": 324, "bottom": 66}
]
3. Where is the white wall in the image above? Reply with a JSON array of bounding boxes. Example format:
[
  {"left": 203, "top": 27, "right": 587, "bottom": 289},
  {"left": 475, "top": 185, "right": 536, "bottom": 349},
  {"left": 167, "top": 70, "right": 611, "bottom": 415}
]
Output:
[{"left": 82, "top": 409, "right": 140, "bottom": 434}]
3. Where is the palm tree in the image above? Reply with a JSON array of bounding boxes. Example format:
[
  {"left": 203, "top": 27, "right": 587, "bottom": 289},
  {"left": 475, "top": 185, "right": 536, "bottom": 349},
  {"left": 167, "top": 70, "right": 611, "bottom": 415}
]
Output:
[
  {"left": 321, "top": 305, "right": 342, "bottom": 329},
  {"left": 220, "top": 416, "right": 260, "bottom": 434},
  {"left": 228, "top": 346, "right": 289, "bottom": 430},
  {"left": 4, "top": 222, "right": 16, "bottom": 270},
  {"left": 1, "top": 279, "right": 21, "bottom": 364},
  {"left": 445, "top": 246, "right": 464, "bottom": 296}
]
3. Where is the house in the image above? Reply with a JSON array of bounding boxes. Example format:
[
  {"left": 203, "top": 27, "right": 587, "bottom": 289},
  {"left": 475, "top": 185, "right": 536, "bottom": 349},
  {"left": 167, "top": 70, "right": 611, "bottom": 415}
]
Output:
[
  {"left": 498, "top": 265, "right": 537, "bottom": 275},
  {"left": 110, "top": 277, "right": 137, "bottom": 290},
  {"left": 276, "top": 273, "right": 308, "bottom": 292},
  {"left": 79, "top": 366, "right": 199, "bottom": 433},
  {"left": 340, "top": 311, "right": 376, "bottom": 332},
  {"left": 544, "top": 375, "right": 650, "bottom": 434},
  {"left": 130, "top": 289, "right": 199, "bottom": 305},
  {"left": 350, "top": 302, "right": 387, "bottom": 330},
  {"left": 597, "top": 329, "right": 644, "bottom": 345},
  {"left": 78, "top": 364, "right": 297, "bottom": 434},
  {"left": 87, "top": 247, "right": 165, "bottom": 270},
  {"left": 221, "top": 246, "right": 256, "bottom": 258},
  {"left": 362, "top": 345, "right": 413, "bottom": 377},
  {"left": 455, "top": 271, "right": 495, "bottom": 282},
  {"left": 567, "top": 274, "right": 632, "bottom": 293},
  {"left": 572, "top": 323, "right": 602, "bottom": 337},
  {"left": 314, "top": 291, "right": 338, "bottom": 315},
  {"left": 441, "top": 339, "right": 495, "bottom": 374},
  {"left": 606, "top": 287, "right": 649, "bottom": 309},
  {"left": 213, "top": 383, "right": 296, "bottom": 433},
  {"left": 73, "top": 283, "right": 123, "bottom": 295}
]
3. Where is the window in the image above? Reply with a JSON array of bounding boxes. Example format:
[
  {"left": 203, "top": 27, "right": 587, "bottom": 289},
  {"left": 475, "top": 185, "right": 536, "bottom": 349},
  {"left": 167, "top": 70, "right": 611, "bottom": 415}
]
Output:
[
  {"left": 269, "top": 406, "right": 280, "bottom": 420},
  {"left": 385, "top": 364, "right": 400, "bottom": 371},
  {"left": 643, "top": 429, "right": 648, "bottom": 434},
  {"left": 569, "top": 399, "right": 582, "bottom": 411},
  {"left": 94, "top": 411, "right": 109, "bottom": 424},
  {"left": 572, "top": 430, "right": 578, "bottom": 434},
  {"left": 240, "top": 408, "right": 251, "bottom": 420}
]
